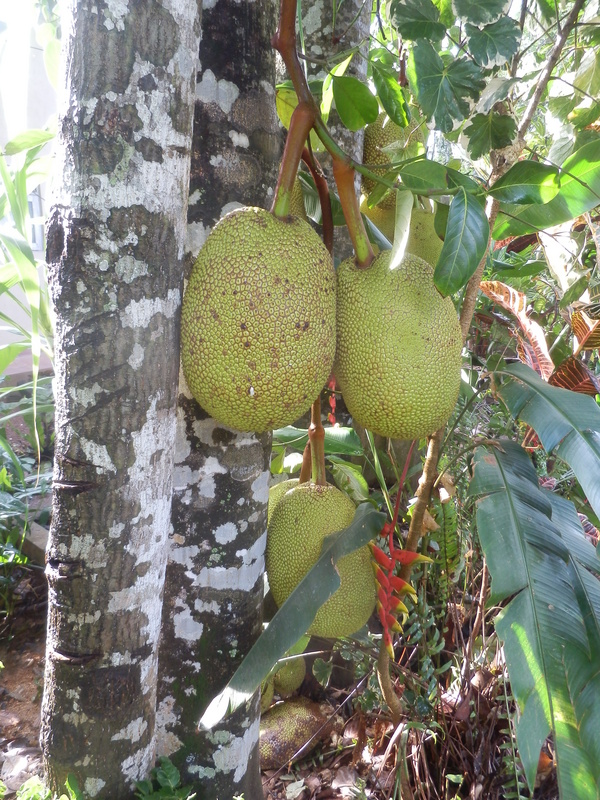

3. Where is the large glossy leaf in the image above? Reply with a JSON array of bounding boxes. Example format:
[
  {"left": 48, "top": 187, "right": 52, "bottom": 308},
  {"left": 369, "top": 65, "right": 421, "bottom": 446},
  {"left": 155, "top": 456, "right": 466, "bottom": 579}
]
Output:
[
  {"left": 493, "top": 140, "right": 600, "bottom": 237},
  {"left": 433, "top": 187, "right": 489, "bottom": 296},
  {"left": 495, "top": 362, "right": 600, "bottom": 520},
  {"left": 387, "top": 0, "right": 446, "bottom": 41},
  {"left": 273, "top": 425, "right": 364, "bottom": 456},
  {"left": 469, "top": 440, "right": 600, "bottom": 797},
  {"left": 399, "top": 159, "right": 448, "bottom": 192},
  {"left": 407, "top": 41, "right": 485, "bottom": 133},
  {"left": 488, "top": 161, "right": 560, "bottom": 205},
  {"left": 199, "top": 504, "right": 385, "bottom": 728},
  {"left": 332, "top": 76, "right": 379, "bottom": 131},
  {"left": 465, "top": 18, "right": 521, "bottom": 68}
]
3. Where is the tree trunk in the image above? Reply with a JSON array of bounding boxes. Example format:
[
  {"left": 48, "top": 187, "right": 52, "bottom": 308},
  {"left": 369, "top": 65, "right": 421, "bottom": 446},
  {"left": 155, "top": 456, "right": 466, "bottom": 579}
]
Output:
[
  {"left": 41, "top": 2, "right": 200, "bottom": 797},
  {"left": 155, "top": 0, "right": 280, "bottom": 796}
]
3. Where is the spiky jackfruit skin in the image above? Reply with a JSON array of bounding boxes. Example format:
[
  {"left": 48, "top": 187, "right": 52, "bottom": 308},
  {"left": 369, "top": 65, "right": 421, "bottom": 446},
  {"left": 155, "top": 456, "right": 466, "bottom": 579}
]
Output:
[
  {"left": 266, "top": 483, "right": 376, "bottom": 639},
  {"left": 362, "top": 113, "right": 424, "bottom": 209},
  {"left": 289, "top": 177, "right": 307, "bottom": 221},
  {"left": 406, "top": 208, "right": 443, "bottom": 266},
  {"left": 268, "top": 478, "right": 299, "bottom": 522},
  {"left": 335, "top": 251, "right": 462, "bottom": 440},
  {"left": 181, "top": 207, "right": 336, "bottom": 433}
]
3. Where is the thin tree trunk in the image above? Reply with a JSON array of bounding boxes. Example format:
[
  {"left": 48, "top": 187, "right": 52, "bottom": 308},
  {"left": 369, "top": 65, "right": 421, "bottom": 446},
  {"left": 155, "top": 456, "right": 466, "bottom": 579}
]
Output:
[
  {"left": 155, "top": 0, "right": 280, "bottom": 796},
  {"left": 41, "top": 2, "right": 200, "bottom": 797}
]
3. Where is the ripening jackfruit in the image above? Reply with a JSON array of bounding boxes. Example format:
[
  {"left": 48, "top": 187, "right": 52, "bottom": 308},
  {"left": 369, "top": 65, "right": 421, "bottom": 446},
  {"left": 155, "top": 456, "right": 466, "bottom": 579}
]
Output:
[
  {"left": 268, "top": 478, "right": 299, "bottom": 522},
  {"left": 260, "top": 678, "right": 274, "bottom": 712},
  {"left": 266, "top": 482, "right": 376, "bottom": 639},
  {"left": 362, "top": 113, "right": 424, "bottom": 209},
  {"left": 181, "top": 207, "right": 336, "bottom": 432},
  {"left": 406, "top": 207, "right": 443, "bottom": 266},
  {"left": 334, "top": 251, "right": 462, "bottom": 440}
]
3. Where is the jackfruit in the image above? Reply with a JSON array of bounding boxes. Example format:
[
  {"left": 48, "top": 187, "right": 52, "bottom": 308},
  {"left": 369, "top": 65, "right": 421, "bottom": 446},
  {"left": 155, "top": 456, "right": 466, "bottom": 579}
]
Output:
[
  {"left": 181, "top": 207, "right": 336, "bottom": 432},
  {"left": 289, "top": 176, "right": 308, "bottom": 221},
  {"left": 362, "top": 113, "right": 424, "bottom": 209},
  {"left": 360, "top": 195, "right": 395, "bottom": 243},
  {"left": 259, "top": 697, "right": 334, "bottom": 769},
  {"left": 274, "top": 656, "right": 306, "bottom": 697},
  {"left": 334, "top": 251, "right": 462, "bottom": 440},
  {"left": 406, "top": 207, "right": 443, "bottom": 266},
  {"left": 266, "top": 482, "right": 376, "bottom": 639},
  {"left": 268, "top": 478, "right": 299, "bottom": 522}
]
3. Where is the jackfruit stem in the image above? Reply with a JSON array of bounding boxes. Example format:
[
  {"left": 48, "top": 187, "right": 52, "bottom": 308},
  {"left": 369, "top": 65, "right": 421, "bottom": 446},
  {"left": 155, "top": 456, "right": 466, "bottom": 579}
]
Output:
[
  {"left": 299, "top": 441, "right": 312, "bottom": 484},
  {"left": 308, "top": 397, "right": 327, "bottom": 486},
  {"left": 332, "top": 157, "right": 374, "bottom": 269},
  {"left": 302, "top": 147, "right": 334, "bottom": 255},
  {"left": 272, "top": 102, "right": 316, "bottom": 219}
]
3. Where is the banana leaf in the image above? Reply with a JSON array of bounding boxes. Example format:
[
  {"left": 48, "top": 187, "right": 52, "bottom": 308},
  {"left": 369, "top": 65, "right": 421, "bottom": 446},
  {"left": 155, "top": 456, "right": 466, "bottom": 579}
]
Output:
[{"left": 469, "top": 439, "right": 600, "bottom": 798}]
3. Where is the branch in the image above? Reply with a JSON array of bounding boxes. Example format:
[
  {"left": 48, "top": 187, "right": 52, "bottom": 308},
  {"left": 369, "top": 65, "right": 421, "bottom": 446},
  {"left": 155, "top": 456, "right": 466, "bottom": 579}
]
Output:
[{"left": 518, "top": 0, "right": 588, "bottom": 139}]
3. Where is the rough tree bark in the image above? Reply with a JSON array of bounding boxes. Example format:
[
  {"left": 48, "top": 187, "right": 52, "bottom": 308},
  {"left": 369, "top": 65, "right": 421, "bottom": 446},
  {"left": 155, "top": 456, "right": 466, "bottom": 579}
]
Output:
[
  {"left": 155, "top": 0, "right": 280, "bottom": 796},
  {"left": 41, "top": 1, "right": 200, "bottom": 796}
]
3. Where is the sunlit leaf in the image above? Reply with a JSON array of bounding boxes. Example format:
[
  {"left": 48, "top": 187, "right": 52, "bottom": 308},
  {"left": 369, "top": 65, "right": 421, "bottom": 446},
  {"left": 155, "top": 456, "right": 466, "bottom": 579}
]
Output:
[
  {"left": 3, "top": 129, "right": 55, "bottom": 156},
  {"left": 273, "top": 425, "right": 364, "bottom": 456},
  {"left": 388, "top": 0, "right": 446, "bottom": 41},
  {"left": 371, "top": 63, "right": 410, "bottom": 128},
  {"left": 407, "top": 41, "right": 485, "bottom": 133},
  {"left": 329, "top": 457, "right": 370, "bottom": 504},
  {"left": 493, "top": 140, "right": 600, "bottom": 237},
  {"left": 275, "top": 87, "right": 323, "bottom": 152},
  {"left": 453, "top": 0, "right": 506, "bottom": 25},
  {"left": 488, "top": 161, "right": 560, "bottom": 205},
  {"left": 434, "top": 187, "right": 489, "bottom": 295},
  {"left": 477, "top": 76, "right": 521, "bottom": 114},
  {"left": 332, "top": 76, "right": 379, "bottom": 131},
  {"left": 465, "top": 18, "right": 521, "bottom": 68},
  {"left": 199, "top": 504, "right": 385, "bottom": 727}
]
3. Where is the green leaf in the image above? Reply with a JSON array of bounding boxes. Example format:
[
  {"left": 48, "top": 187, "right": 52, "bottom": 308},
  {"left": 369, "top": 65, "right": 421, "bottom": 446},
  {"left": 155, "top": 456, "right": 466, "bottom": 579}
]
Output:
[
  {"left": 371, "top": 63, "right": 410, "bottom": 128},
  {"left": 477, "top": 76, "right": 521, "bottom": 114},
  {"left": 273, "top": 426, "right": 364, "bottom": 456},
  {"left": 3, "top": 129, "right": 55, "bottom": 156},
  {"left": 465, "top": 17, "right": 521, "bottom": 68},
  {"left": 488, "top": 161, "right": 560, "bottom": 205},
  {"left": 453, "top": 0, "right": 505, "bottom": 25},
  {"left": 199, "top": 504, "right": 386, "bottom": 727},
  {"left": 399, "top": 159, "right": 448, "bottom": 192},
  {"left": 469, "top": 440, "right": 600, "bottom": 797},
  {"left": 569, "top": 101, "right": 600, "bottom": 131},
  {"left": 464, "top": 112, "right": 517, "bottom": 160},
  {"left": 387, "top": 0, "right": 446, "bottom": 41},
  {"left": 433, "top": 187, "right": 489, "bottom": 296},
  {"left": 407, "top": 42, "right": 485, "bottom": 132},
  {"left": 496, "top": 362, "right": 600, "bottom": 521},
  {"left": 493, "top": 140, "right": 600, "bottom": 237},
  {"left": 328, "top": 457, "right": 370, "bottom": 504},
  {"left": 332, "top": 76, "right": 379, "bottom": 131}
]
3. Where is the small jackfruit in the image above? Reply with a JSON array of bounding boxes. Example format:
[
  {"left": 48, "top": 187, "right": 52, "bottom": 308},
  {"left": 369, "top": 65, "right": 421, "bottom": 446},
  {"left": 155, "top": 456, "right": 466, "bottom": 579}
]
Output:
[
  {"left": 334, "top": 251, "right": 462, "bottom": 440},
  {"left": 181, "top": 207, "right": 336, "bottom": 432},
  {"left": 406, "top": 207, "right": 443, "bottom": 266},
  {"left": 259, "top": 697, "right": 333, "bottom": 769},
  {"left": 266, "top": 482, "right": 376, "bottom": 639},
  {"left": 362, "top": 113, "right": 424, "bottom": 209},
  {"left": 260, "top": 678, "right": 274, "bottom": 712},
  {"left": 273, "top": 656, "right": 306, "bottom": 697},
  {"left": 289, "top": 176, "right": 308, "bottom": 221}
]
